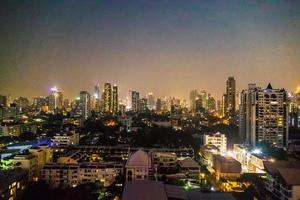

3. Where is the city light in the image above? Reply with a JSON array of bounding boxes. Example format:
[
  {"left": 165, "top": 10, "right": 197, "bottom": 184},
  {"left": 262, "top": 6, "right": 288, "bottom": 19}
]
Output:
[{"left": 251, "top": 148, "right": 262, "bottom": 155}]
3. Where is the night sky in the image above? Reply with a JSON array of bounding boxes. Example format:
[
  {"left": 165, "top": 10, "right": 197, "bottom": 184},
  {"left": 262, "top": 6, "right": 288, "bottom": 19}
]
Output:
[{"left": 0, "top": 0, "right": 299, "bottom": 100}]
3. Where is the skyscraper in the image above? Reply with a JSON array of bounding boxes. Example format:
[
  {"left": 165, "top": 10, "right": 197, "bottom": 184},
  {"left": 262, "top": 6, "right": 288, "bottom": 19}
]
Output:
[
  {"left": 189, "top": 90, "right": 198, "bottom": 112},
  {"left": 146, "top": 92, "right": 155, "bottom": 110},
  {"left": 79, "top": 91, "right": 91, "bottom": 120},
  {"left": 103, "top": 83, "right": 112, "bottom": 113},
  {"left": 112, "top": 85, "right": 118, "bottom": 114},
  {"left": 126, "top": 91, "right": 139, "bottom": 112},
  {"left": 48, "top": 86, "right": 63, "bottom": 113},
  {"left": 225, "top": 77, "right": 236, "bottom": 124},
  {"left": 94, "top": 83, "right": 101, "bottom": 112},
  {"left": 156, "top": 98, "right": 162, "bottom": 113},
  {"left": 239, "top": 83, "right": 288, "bottom": 147}
]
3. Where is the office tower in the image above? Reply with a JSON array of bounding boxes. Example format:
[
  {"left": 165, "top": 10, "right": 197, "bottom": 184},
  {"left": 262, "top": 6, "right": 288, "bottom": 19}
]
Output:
[
  {"left": 195, "top": 97, "right": 203, "bottom": 113},
  {"left": 139, "top": 98, "right": 148, "bottom": 113},
  {"left": 189, "top": 90, "right": 198, "bottom": 111},
  {"left": 156, "top": 98, "right": 162, "bottom": 112},
  {"left": 0, "top": 95, "right": 7, "bottom": 107},
  {"left": 222, "top": 94, "right": 227, "bottom": 118},
  {"left": 208, "top": 94, "right": 216, "bottom": 113},
  {"left": 63, "top": 99, "right": 71, "bottom": 111},
  {"left": 14, "top": 97, "right": 29, "bottom": 110},
  {"left": 216, "top": 100, "right": 222, "bottom": 116},
  {"left": 126, "top": 91, "right": 139, "bottom": 112},
  {"left": 225, "top": 77, "right": 236, "bottom": 124},
  {"left": 48, "top": 87, "right": 63, "bottom": 113},
  {"left": 112, "top": 85, "right": 118, "bottom": 114},
  {"left": 79, "top": 91, "right": 91, "bottom": 120},
  {"left": 103, "top": 83, "right": 112, "bottom": 113},
  {"left": 201, "top": 91, "right": 208, "bottom": 111},
  {"left": 239, "top": 83, "right": 288, "bottom": 147},
  {"left": 94, "top": 83, "right": 101, "bottom": 111},
  {"left": 146, "top": 92, "right": 155, "bottom": 110},
  {"left": 33, "top": 97, "right": 48, "bottom": 111}
]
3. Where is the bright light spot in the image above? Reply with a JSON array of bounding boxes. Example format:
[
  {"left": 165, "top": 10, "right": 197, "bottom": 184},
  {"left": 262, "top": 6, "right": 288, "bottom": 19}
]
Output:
[
  {"left": 226, "top": 150, "right": 234, "bottom": 157},
  {"left": 251, "top": 148, "right": 262, "bottom": 154},
  {"left": 211, "top": 187, "right": 215, "bottom": 191},
  {"left": 51, "top": 86, "right": 58, "bottom": 92}
]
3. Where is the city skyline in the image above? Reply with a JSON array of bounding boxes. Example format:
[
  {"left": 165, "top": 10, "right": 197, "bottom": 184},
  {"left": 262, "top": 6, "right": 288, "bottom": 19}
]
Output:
[{"left": 1, "top": 0, "right": 300, "bottom": 100}]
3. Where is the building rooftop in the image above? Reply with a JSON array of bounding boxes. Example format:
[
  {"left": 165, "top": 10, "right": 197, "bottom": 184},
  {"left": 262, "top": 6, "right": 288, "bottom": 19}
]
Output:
[
  {"left": 278, "top": 168, "right": 300, "bottom": 186},
  {"left": 122, "top": 181, "right": 167, "bottom": 200},
  {"left": 122, "top": 180, "right": 188, "bottom": 200},
  {"left": 126, "top": 149, "right": 151, "bottom": 167},
  {"left": 178, "top": 157, "right": 200, "bottom": 169},
  {"left": 186, "top": 189, "right": 235, "bottom": 200}
]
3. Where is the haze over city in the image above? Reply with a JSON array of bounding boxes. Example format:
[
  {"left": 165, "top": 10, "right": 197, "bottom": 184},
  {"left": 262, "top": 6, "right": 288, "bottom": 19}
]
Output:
[{"left": 1, "top": 0, "right": 300, "bottom": 100}]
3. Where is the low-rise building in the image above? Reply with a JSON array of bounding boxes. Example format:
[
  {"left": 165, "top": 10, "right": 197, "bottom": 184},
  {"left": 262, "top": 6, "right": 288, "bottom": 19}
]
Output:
[
  {"left": 0, "top": 169, "right": 28, "bottom": 200},
  {"left": 213, "top": 155, "right": 241, "bottom": 181},
  {"left": 12, "top": 153, "right": 38, "bottom": 180},
  {"left": 264, "top": 161, "right": 300, "bottom": 200},
  {"left": 53, "top": 131, "right": 79, "bottom": 146},
  {"left": 203, "top": 132, "right": 227, "bottom": 154},
  {"left": 178, "top": 157, "right": 200, "bottom": 178},
  {"left": 152, "top": 152, "right": 177, "bottom": 173},
  {"left": 40, "top": 162, "right": 122, "bottom": 188}
]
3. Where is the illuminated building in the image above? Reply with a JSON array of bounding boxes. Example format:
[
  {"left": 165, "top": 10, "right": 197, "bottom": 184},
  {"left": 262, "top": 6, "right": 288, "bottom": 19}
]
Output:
[
  {"left": 239, "top": 83, "right": 288, "bottom": 147},
  {"left": 213, "top": 155, "right": 241, "bottom": 181},
  {"left": 94, "top": 83, "right": 101, "bottom": 111},
  {"left": 53, "top": 131, "right": 80, "bottom": 146},
  {"left": 13, "top": 97, "right": 29, "bottom": 111},
  {"left": 48, "top": 86, "right": 63, "bottom": 113},
  {"left": 112, "top": 85, "right": 118, "bottom": 114},
  {"left": 195, "top": 97, "right": 203, "bottom": 113},
  {"left": 203, "top": 132, "right": 227, "bottom": 155},
  {"left": 125, "top": 149, "right": 152, "bottom": 181},
  {"left": 126, "top": 91, "right": 139, "bottom": 112},
  {"left": 152, "top": 152, "right": 177, "bottom": 173},
  {"left": 33, "top": 96, "right": 47, "bottom": 111},
  {"left": 201, "top": 90, "right": 208, "bottom": 111},
  {"left": 222, "top": 93, "right": 227, "bottom": 118},
  {"left": 156, "top": 98, "right": 162, "bottom": 112},
  {"left": 178, "top": 157, "right": 200, "bottom": 178},
  {"left": 0, "top": 106, "right": 20, "bottom": 120},
  {"left": 41, "top": 162, "right": 121, "bottom": 188},
  {"left": 12, "top": 153, "right": 38, "bottom": 180},
  {"left": 79, "top": 91, "right": 91, "bottom": 120},
  {"left": 29, "top": 145, "right": 53, "bottom": 177},
  {"left": 103, "top": 83, "right": 112, "bottom": 113},
  {"left": 0, "top": 169, "right": 28, "bottom": 200},
  {"left": 208, "top": 94, "right": 216, "bottom": 113},
  {"left": 139, "top": 98, "right": 148, "bottom": 113},
  {"left": 225, "top": 76, "right": 236, "bottom": 124},
  {"left": 146, "top": 92, "right": 155, "bottom": 110},
  {"left": 189, "top": 90, "right": 198, "bottom": 111}
]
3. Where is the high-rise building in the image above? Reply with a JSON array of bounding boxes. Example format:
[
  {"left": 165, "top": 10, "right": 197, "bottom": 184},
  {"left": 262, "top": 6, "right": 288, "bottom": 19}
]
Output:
[
  {"left": 146, "top": 92, "right": 155, "bottom": 110},
  {"left": 14, "top": 97, "right": 30, "bottom": 110},
  {"left": 112, "top": 85, "right": 118, "bottom": 114},
  {"left": 221, "top": 94, "right": 227, "bottom": 118},
  {"left": 201, "top": 91, "right": 208, "bottom": 111},
  {"left": 208, "top": 94, "right": 216, "bottom": 113},
  {"left": 79, "top": 91, "right": 91, "bottom": 120},
  {"left": 156, "top": 98, "right": 162, "bottom": 113},
  {"left": 126, "top": 91, "right": 139, "bottom": 112},
  {"left": 94, "top": 83, "right": 101, "bottom": 111},
  {"left": 103, "top": 83, "right": 112, "bottom": 113},
  {"left": 0, "top": 95, "right": 7, "bottom": 107},
  {"left": 139, "top": 98, "right": 148, "bottom": 113},
  {"left": 239, "top": 83, "right": 288, "bottom": 147},
  {"left": 48, "top": 87, "right": 63, "bottom": 113},
  {"left": 189, "top": 90, "right": 198, "bottom": 112},
  {"left": 33, "top": 97, "right": 48, "bottom": 111},
  {"left": 225, "top": 77, "right": 236, "bottom": 124}
]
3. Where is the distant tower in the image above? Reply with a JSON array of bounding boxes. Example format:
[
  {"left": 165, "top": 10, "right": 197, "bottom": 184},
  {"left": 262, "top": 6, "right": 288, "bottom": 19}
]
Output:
[
  {"left": 146, "top": 92, "right": 155, "bottom": 110},
  {"left": 225, "top": 77, "right": 236, "bottom": 124},
  {"left": 48, "top": 86, "right": 63, "bottom": 113},
  {"left": 127, "top": 91, "right": 139, "bottom": 112},
  {"left": 103, "top": 83, "right": 112, "bottom": 113},
  {"left": 79, "top": 91, "right": 91, "bottom": 120},
  {"left": 189, "top": 90, "right": 198, "bottom": 112},
  {"left": 112, "top": 85, "right": 118, "bottom": 114},
  {"left": 94, "top": 83, "right": 101, "bottom": 111}
]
